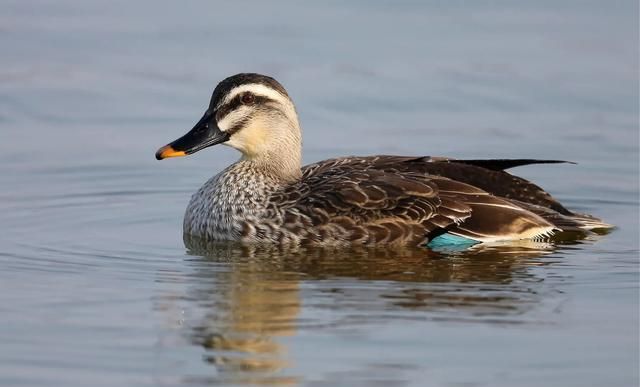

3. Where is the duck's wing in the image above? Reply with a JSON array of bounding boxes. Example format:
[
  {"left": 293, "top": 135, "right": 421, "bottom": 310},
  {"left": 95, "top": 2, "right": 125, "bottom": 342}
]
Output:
[
  {"left": 271, "top": 157, "right": 557, "bottom": 245},
  {"left": 302, "top": 155, "right": 574, "bottom": 214},
  {"left": 272, "top": 165, "right": 469, "bottom": 245}
]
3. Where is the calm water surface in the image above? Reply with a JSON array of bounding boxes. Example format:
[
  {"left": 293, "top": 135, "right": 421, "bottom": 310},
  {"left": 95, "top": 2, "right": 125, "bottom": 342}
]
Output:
[{"left": 1, "top": 1, "right": 638, "bottom": 386}]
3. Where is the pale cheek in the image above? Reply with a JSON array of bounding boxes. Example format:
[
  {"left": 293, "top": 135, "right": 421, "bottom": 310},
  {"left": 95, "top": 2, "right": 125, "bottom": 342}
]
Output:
[
  {"left": 227, "top": 124, "right": 268, "bottom": 158},
  {"left": 225, "top": 133, "right": 261, "bottom": 157},
  {"left": 225, "top": 137, "right": 247, "bottom": 153}
]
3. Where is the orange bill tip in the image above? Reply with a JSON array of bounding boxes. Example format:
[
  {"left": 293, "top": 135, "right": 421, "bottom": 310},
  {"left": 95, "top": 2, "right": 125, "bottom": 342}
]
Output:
[{"left": 155, "top": 145, "right": 186, "bottom": 160}]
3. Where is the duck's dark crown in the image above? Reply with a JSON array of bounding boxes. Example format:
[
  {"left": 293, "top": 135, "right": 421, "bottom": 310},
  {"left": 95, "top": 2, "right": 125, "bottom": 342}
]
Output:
[{"left": 209, "top": 73, "right": 289, "bottom": 107}]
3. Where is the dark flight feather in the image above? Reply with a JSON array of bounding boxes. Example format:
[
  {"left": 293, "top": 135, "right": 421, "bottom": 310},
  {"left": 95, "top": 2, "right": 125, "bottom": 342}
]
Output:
[{"left": 450, "top": 159, "right": 575, "bottom": 171}]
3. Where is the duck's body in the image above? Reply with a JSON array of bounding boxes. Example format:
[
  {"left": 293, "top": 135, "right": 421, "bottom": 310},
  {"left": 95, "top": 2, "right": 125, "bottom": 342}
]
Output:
[
  {"left": 182, "top": 155, "right": 607, "bottom": 246},
  {"left": 157, "top": 73, "right": 611, "bottom": 247}
]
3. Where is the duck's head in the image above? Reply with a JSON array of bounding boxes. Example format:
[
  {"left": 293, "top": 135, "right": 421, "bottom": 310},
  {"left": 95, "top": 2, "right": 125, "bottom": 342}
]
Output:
[{"left": 155, "top": 73, "right": 302, "bottom": 174}]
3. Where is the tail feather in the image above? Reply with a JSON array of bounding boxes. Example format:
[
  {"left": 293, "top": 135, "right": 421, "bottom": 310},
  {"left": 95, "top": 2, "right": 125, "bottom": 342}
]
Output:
[
  {"left": 508, "top": 199, "right": 613, "bottom": 233},
  {"left": 566, "top": 213, "right": 614, "bottom": 232}
]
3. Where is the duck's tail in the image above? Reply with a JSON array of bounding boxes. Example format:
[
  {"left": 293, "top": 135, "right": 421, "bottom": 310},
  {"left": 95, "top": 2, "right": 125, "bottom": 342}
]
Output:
[
  {"left": 563, "top": 213, "right": 614, "bottom": 233},
  {"left": 510, "top": 199, "right": 614, "bottom": 234}
]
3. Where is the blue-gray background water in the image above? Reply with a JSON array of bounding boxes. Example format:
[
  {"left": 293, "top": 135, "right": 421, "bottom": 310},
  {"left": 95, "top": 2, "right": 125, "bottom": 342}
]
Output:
[{"left": 1, "top": 1, "right": 638, "bottom": 386}]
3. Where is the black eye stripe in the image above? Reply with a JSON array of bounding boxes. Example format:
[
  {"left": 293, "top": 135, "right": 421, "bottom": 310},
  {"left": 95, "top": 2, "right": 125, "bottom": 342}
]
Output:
[
  {"left": 226, "top": 116, "right": 251, "bottom": 136},
  {"left": 215, "top": 94, "right": 275, "bottom": 122},
  {"left": 215, "top": 96, "right": 242, "bottom": 122}
]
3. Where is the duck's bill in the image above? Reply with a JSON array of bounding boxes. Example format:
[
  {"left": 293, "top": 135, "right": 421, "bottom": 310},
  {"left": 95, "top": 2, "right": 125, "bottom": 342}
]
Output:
[{"left": 155, "top": 111, "right": 230, "bottom": 160}]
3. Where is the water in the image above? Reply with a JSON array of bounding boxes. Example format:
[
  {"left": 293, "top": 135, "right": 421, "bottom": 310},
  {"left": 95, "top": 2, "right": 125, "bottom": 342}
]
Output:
[{"left": 1, "top": 1, "right": 638, "bottom": 386}]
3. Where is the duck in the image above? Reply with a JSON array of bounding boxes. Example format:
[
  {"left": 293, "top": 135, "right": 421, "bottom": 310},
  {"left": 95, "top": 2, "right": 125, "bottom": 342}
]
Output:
[{"left": 155, "top": 73, "right": 611, "bottom": 247}]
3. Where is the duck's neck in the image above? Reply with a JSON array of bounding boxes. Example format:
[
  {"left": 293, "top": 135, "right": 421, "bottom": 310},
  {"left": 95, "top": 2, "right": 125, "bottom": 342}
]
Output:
[
  {"left": 241, "top": 152, "right": 301, "bottom": 183},
  {"left": 238, "top": 129, "right": 303, "bottom": 183}
]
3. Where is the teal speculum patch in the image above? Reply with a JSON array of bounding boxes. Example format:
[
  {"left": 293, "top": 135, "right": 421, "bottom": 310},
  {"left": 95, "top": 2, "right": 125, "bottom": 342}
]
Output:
[{"left": 426, "top": 233, "right": 480, "bottom": 251}]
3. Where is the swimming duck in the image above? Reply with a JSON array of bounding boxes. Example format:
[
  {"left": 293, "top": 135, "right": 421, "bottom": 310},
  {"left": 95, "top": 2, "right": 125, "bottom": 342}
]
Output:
[{"left": 155, "top": 73, "right": 611, "bottom": 247}]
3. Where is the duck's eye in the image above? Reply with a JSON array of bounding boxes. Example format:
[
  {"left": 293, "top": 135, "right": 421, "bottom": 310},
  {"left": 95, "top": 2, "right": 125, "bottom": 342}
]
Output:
[{"left": 240, "top": 93, "right": 255, "bottom": 105}]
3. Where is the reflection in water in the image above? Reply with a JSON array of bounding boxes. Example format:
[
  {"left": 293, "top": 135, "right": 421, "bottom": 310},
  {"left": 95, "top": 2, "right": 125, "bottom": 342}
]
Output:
[{"left": 172, "top": 235, "right": 576, "bottom": 385}]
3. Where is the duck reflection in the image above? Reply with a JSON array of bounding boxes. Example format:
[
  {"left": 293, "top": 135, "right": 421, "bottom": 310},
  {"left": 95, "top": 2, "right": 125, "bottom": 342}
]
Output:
[{"left": 177, "top": 235, "right": 576, "bottom": 384}]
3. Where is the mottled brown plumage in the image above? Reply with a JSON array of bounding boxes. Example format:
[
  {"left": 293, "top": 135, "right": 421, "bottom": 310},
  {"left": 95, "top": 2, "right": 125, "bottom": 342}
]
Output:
[{"left": 260, "top": 155, "right": 596, "bottom": 246}]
